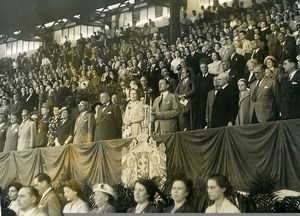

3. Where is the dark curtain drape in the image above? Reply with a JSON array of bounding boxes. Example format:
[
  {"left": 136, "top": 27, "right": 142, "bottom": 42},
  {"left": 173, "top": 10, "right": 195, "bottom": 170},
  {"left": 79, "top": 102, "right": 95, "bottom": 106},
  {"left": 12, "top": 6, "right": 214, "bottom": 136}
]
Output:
[{"left": 1, "top": 119, "right": 300, "bottom": 192}]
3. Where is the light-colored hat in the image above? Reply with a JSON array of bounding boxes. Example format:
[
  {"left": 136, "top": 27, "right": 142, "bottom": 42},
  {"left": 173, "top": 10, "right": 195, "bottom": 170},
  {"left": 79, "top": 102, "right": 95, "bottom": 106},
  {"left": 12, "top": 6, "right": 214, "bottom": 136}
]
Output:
[
  {"left": 93, "top": 183, "right": 117, "bottom": 200},
  {"left": 59, "top": 106, "right": 70, "bottom": 113},
  {"left": 41, "top": 103, "right": 49, "bottom": 109},
  {"left": 264, "top": 55, "right": 277, "bottom": 65}
]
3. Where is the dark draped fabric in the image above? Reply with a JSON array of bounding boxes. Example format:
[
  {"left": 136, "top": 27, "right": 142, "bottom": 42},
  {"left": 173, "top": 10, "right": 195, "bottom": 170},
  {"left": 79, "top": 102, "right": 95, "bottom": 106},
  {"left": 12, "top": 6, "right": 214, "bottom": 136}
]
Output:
[{"left": 1, "top": 119, "right": 300, "bottom": 192}]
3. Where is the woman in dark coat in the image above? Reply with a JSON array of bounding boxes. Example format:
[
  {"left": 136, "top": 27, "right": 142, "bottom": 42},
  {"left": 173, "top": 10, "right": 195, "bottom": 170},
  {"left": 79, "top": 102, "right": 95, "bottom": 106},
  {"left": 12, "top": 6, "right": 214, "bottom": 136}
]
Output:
[
  {"left": 127, "top": 179, "right": 163, "bottom": 213},
  {"left": 164, "top": 175, "right": 198, "bottom": 213}
]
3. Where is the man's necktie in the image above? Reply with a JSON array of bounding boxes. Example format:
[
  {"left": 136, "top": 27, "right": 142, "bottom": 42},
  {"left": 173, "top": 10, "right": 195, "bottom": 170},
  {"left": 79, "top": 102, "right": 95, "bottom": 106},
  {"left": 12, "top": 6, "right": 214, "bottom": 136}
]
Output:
[
  {"left": 252, "top": 80, "right": 261, "bottom": 101},
  {"left": 159, "top": 94, "right": 163, "bottom": 108}
]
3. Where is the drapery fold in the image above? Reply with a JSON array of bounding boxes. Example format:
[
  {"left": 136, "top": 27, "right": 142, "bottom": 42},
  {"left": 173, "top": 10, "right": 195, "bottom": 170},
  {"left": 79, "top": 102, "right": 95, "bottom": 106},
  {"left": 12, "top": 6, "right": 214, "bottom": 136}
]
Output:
[{"left": 1, "top": 119, "right": 300, "bottom": 192}]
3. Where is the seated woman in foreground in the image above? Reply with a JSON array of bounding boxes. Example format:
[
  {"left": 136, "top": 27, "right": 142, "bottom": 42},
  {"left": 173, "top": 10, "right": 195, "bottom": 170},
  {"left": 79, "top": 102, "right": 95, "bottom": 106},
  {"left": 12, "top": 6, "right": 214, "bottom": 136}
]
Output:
[
  {"left": 164, "top": 175, "right": 198, "bottom": 213},
  {"left": 205, "top": 173, "right": 241, "bottom": 213},
  {"left": 127, "top": 179, "right": 163, "bottom": 213}
]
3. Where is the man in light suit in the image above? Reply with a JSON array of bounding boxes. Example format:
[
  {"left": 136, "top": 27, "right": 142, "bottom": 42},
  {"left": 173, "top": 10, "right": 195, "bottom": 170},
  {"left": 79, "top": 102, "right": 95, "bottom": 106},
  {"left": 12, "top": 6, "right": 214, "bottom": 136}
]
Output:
[
  {"left": 33, "top": 173, "right": 62, "bottom": 216},
  {"left": 17, "top": 186, "right": 48, "bottom": 216},
  {"left": 0, "top": 112, "right": 8, "bottom": 152},
  {"left": 175, "top": 68, "right": 196, "bottom": 131},
  {"left": 94, "top": 92, "right": 122, "bottom": 141},
  {"left": 73, "top": 100, "right": 95, "bottom": 144},
  {"left": 152, "top": 79, "right": 179, "bottom": 135},
  {"left": 17, "top": 109, "right": 36, "bottom": 150},
  {"left": 249, "top": 64, "right": 280, "bottom": 123},
  {"left": 280, "top": 58, "right": 300, "bottom": 119},
  {"left": 3, "top": 114, "right": 19, "bottom": 153}
]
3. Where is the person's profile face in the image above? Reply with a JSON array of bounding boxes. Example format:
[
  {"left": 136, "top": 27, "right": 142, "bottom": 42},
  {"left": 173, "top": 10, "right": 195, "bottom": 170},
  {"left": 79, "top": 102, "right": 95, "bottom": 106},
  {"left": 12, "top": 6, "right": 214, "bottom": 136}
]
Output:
[
  {"left": 207, "top": 179, "right": 225, "bottom": 201},
  {"left": 63, "top": 187, "right": 77, "bottom": 202},
  {"left": 8, "top": 186, "right": 19, "bottom": 201},
  {"left": 93, "top": 191, "right": 108, "bottom": 207},
  {"left": 17, "top": 188, "right": 34, "bottom": 211}
]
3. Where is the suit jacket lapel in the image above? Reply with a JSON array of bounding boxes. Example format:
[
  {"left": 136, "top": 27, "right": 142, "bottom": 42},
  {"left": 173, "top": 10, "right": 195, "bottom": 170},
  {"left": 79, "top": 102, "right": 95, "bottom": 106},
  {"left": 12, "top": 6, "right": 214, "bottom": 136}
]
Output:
[
  {"left": 74, "top": 113, "right": 86, "bottom": 133},
  {"left": 256, "top": 78, "right": 268, "bottom": 98}
]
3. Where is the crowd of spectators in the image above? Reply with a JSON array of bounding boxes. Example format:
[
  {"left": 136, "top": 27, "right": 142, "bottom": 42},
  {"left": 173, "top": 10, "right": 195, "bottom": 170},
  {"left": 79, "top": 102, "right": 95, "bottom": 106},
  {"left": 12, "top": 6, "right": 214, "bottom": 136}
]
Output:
[
  {"left": 2, "top": 172, "right": 238, "bottom": 214},
  {"left": 0, "top": 0, "right": 300, "bottom": 153}
]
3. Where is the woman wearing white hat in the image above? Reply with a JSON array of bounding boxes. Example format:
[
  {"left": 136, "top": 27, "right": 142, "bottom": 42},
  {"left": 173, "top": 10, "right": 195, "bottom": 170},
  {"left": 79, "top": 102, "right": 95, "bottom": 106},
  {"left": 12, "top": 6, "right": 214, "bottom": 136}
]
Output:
[
  {"left": 90, "top": 183, "right": 117, "bottom": 213},
  {"left": 264, "top": 55, "right": 282, "bottom": 81}
]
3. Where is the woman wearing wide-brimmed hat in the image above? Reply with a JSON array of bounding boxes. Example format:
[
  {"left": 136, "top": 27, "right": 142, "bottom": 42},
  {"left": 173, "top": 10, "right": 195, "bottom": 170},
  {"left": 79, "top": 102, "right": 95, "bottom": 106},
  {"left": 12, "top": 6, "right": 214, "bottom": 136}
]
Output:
[
  {"left": 90, "top": 183, "right": 117, "bottom": 213},
  {"left": 264, "top": 55, "right": 283, "bottom": 81}
]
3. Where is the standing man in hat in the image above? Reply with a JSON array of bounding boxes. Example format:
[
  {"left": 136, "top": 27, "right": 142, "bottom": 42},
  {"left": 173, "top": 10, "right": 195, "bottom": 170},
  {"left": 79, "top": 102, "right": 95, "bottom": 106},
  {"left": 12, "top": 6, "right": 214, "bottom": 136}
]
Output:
[
  {"left": 55, "top": 107, "right": 74, "bottom": 146},
  {"left": 90, "top": 183, "right": 117, "bottom": 213},
  {"left": 0, "top": 111, "right": 8, "bottom": 152},
  {"left": 17, "top": 109, "right": 36, "bottom": 150},
  {"left": 73, "top": 100, "right": 95, "bottom": 144}
]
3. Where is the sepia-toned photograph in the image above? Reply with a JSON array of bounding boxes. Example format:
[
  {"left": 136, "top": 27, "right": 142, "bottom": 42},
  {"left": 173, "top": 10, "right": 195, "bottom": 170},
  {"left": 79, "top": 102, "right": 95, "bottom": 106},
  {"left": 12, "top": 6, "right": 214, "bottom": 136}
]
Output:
[{"left": 1, "top": 0, "right": 300, "bottom": 214}]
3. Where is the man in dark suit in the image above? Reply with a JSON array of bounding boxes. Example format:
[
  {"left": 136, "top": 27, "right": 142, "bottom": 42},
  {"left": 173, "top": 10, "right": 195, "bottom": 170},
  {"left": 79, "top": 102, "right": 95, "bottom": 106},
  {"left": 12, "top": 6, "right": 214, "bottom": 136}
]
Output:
[
  {"left": 140, "top": 76, "right": 151, "bottom": 104},
  {"left": 0, "top": 112, "right": 8, "bottom": 152},
  {"left": 161, "top": 67, "right": 177, "bottom": 93},
  {"left": 280, "top": 58, "right": 300, "bottom": 119},
  {"left": 249, "top": 40, "right": 265, "bottom": 64},
  {"left": 33, "top": 173, "right": 62, "bottom": 216},
  {"left": 146, "top": 56, "right": 162, "bottom": 99},
  {"left": 228, "top": 45, "right": 246, "bottom": 82},
  {"left": 206, "top": 76, "right": 219, "bottom": 128},
  {"left": 73, "top": 100, "right": 95, "bottom": 144},
  {"left": 267, "top": 23, "right": 280, "bottom": 60},
  {"left": 175, "top": 68, "right": 196, "bottom": 131},
  {"left": 185, "top": 44, "right": 202, "bottom": 77},
  {"left": 55, "top": 107, "right": 74, "bottom": 145},
  {"left": 10, "top": 94, "right": 23, "bottom": 116},
  {"left": 277, "top": 32, "right": 297, "bottom": 65},
  {"left": 194, "top": 62, "right": 215, "bottom": 129},
  {"left": 34, "top": 103, "right": 50, "bottom": 148},
  {"left": 24, "top": 87, "right": 38, "bottom": 113},
  {"left": 152, "top": 79, "right": 179, "bottom": 135},
  {"left": 249, "top": 64, "right": 280, "bottom": 123},
  {"left": 94, "top": 92, "right": 122, "bottom": 141},
  {"left": 211, "top": 73, "right": 239, "bottom": 128}
]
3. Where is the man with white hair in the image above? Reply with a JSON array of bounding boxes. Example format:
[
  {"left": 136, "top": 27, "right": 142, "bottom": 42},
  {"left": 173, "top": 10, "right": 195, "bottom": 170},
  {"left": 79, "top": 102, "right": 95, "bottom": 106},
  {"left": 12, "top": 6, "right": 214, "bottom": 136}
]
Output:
[{"left": 211, "top": 73, "right": 239, "bottom": 128}]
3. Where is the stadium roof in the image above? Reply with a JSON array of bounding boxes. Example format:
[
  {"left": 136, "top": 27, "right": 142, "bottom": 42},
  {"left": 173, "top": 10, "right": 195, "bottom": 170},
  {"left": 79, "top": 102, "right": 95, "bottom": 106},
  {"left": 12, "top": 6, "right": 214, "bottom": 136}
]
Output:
[{"left": 0, "top": 0, "right": 127, "bottom": 36}]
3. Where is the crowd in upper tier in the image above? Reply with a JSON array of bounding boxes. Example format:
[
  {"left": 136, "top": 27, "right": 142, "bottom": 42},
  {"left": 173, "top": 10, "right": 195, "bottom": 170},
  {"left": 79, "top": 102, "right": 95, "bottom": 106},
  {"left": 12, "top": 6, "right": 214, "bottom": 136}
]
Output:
[{"left": 0, "top": 0, "right": 300, "bottom": 152}]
